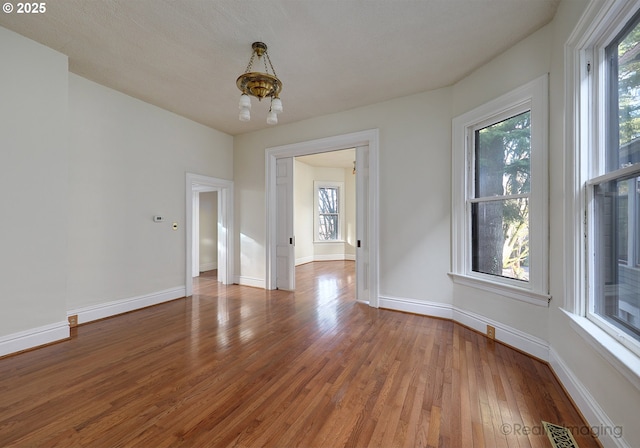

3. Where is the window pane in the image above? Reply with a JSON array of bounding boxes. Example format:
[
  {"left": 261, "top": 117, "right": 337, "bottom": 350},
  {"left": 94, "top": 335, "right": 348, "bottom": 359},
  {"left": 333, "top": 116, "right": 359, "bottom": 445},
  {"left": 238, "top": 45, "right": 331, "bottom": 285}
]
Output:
[
  {"left": 318, "top": 187, "right": 338, "bottom": 214},
  {"left": 318, "top": 214, "right": 338, "bottom": 241},
  {"left": 594, "top": 176, "right": 640, "bottom": 341},
  {"left": 475, "top": 111, "right": 531, "bottom": 198},
  {"left": 607, "top": 15, "right": 640, "bottom": 171},
  {"left": 472, "top": 198, "right": 529, "bottom": 281}
]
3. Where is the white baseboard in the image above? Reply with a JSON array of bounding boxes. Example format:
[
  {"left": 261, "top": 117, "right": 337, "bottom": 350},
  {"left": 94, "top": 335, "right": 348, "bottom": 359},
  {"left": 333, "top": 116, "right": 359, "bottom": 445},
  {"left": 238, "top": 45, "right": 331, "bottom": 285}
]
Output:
[
  {"left": 296, "top": 255, "right": 355, "bottom": 266},
  {"left": 453, "top": 307, "right": 550, "bottom": 361},
  {"left": 379, "top": 295, "right": 453, "bottom": 319},
  {"left": 378, "top": 295, "right": 549, "bottom": 361},
  {"left": 550, "top": 348, "right": 629, "bottom": 448},
  {"left": 236, "top": 276, "right": 265, "bottom": 289},
  {"left": 295, "top": 256, "right": 315, "bottom": 266},
  {"left": 199, "top": 262, "right": 218, "bottom": 272},
  {"left": 67, "top": 286, "right": 185, "bottom": 325},
  {"left": 0, "top": 321, "right": 70, "bottom": 358},
  {"left": 314, "top": 254, "right": 355, "bottom": 262}
]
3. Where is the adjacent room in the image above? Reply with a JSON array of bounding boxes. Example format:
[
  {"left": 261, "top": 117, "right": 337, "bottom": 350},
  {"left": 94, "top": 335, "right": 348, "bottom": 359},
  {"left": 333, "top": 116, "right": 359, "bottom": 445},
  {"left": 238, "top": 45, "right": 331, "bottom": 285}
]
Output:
[{"left": 1, "top": 0, "right": 639, "bottom": 446}]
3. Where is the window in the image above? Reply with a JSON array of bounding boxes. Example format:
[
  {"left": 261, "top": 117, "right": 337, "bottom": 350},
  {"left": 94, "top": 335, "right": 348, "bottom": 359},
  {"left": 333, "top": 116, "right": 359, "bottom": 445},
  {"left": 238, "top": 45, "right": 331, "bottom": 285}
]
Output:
[
  {"left": 314, "top": 181, "right": 344, "bottom": 241},
  {"left": 586, "top": 7, "right": 640, "bottom": 354},
  {"left": 472, "top": 111, "right": 531, "bottom": 282},
  {"left": 451, "top": 75, "right": 549, "bottom": 305}
]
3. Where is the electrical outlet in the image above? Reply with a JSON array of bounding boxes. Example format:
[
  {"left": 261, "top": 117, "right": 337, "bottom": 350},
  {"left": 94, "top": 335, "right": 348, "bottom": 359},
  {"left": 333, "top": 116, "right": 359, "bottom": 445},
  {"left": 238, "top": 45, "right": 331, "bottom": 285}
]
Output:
[
  {"left": 486, "top": 325, "right": 495, "bottom": 340},
  {"left": 68, "top": 315, "right": 78, "bottom": 328}
]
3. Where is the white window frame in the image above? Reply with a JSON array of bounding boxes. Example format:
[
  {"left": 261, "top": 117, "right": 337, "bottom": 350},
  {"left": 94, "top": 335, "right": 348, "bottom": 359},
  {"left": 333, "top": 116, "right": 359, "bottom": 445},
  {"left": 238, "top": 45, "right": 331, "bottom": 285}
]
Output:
[
  {"left": 564, "top": 0, "right": 640, "bottom": 389},
  {"left": 314, "top": 181, "right": 345, "bottom": 242},
  {"left": 450, "top": 74, "right": 550, "bottom": 306}
]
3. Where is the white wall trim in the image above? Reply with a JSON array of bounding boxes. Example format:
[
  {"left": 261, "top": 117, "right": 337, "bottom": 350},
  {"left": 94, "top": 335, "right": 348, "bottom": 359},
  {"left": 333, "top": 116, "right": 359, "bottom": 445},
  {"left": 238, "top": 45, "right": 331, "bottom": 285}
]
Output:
[
  {"left": 379, "top": 295, "right": 549, "bottom": 361},
  {"left": 236, "top": 275, "right": 266, "bottom": 289},
  {"left": 379, "top": 295, "right": 454, "bottom": 320},
  {"left": 295, "top": 255, "right": 355, "bottom": 266},
  {"left": 199, "top": 262, "right": 218, "bottom": 272},
  {"left": 453, "top": 306, "right": 549, "bottom": 361},
  {"left": 295, "top": 256, "right": 315, "bottom": 266},
  {"left": 550, "top": 347, "right": 630, "bottom": 448},
  {"left": 67, "top": 286, "right": 185, "bottom": 325},
  {"left": 0, "top": 321, "right": 70, "bottom": 358}
]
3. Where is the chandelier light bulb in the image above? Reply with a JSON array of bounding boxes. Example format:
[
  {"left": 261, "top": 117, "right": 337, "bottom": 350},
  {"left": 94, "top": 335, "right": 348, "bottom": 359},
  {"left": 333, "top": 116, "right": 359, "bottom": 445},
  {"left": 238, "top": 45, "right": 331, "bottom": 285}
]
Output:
[
  {"left": 239, "top": 106, "right": 251, "bottom": 122},
  {"left": 239, "top": 93, "right": 251, "bottom": 110},
  {"left": 271, "top": 97, "right": 283, "bottom": 114},
  {"left": 266, "top": 110, "right": 278, "bottom": 125}
]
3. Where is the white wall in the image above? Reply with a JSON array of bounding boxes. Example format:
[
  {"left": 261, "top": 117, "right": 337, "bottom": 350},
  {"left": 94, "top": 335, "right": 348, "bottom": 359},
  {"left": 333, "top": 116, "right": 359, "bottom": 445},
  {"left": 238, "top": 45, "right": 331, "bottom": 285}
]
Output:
[
  {"left": 0, "top": 27, "right": 69, "bottom": 343},
  {"left": 67, "top": 74, "right": 233, "bottom": 310}
]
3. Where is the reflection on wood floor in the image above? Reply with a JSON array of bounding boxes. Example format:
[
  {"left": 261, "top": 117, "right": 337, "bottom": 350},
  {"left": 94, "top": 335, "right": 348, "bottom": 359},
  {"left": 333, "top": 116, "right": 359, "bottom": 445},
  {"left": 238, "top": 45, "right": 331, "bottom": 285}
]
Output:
[{"left": 0, "top": 261, "right": 599, "bottom": 447}]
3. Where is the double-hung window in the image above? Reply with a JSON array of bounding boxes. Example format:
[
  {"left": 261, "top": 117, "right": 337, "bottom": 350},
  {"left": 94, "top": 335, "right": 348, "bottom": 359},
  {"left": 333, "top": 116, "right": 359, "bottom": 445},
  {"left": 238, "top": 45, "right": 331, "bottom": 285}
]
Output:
[
  {"left": 314, "top": 181, "right": 344, "bottom": 242},
  {"left": 579, "top": 4, "right": 640, "bottom": 356},
  {"left": 451, "top": 75, "right": 549, "bottom": 305}
]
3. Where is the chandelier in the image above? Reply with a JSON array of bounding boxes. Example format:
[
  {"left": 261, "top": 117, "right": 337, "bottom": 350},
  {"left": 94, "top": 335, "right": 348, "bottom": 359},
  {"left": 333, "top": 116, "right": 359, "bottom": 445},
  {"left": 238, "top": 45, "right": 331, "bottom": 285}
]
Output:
[{"left": 236, "top": 42, "right": 283, "bottom": 125}]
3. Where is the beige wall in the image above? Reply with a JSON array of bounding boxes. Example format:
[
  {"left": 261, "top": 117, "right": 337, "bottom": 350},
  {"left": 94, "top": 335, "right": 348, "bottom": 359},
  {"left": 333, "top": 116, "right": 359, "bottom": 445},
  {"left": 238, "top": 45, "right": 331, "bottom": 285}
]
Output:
[{"left": 199, "top": 191, "right": 218, "bottom": 271}]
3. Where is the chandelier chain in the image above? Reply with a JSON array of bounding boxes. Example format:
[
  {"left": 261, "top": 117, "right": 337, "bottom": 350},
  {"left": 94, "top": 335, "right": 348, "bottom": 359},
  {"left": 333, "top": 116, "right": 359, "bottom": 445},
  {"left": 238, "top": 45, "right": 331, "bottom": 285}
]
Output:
[
  {"left": 244, "top": 52, "right": 257, "bottom": 73},
  {"left": 265, "top": 52, "right": 278, "bottom": 79}
]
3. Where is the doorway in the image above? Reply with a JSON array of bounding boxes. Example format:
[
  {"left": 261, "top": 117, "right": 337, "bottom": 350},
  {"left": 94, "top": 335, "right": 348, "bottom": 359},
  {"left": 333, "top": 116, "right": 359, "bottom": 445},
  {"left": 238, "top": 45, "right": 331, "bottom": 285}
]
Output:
[
  {"left": 185, "top": 173, "right": 234, "bottom": 297},
  {"left": 265, "top": 129, "right": 379, "bottom": 307},
  {"left": 192, "top": 189, "right": 218, "bottom": 278}
]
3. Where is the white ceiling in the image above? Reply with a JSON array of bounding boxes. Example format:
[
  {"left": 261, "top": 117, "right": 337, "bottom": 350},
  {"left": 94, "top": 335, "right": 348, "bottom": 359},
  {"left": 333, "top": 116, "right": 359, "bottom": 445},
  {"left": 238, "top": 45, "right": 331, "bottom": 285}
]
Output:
[{"left": 0, "top": 0, "right": 560, "bottom": 136}]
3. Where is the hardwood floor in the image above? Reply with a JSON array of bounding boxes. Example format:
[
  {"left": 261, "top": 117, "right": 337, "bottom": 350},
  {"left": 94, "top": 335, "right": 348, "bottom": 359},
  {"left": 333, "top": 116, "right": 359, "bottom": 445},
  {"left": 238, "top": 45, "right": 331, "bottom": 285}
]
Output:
[{"left": 0, "top": 261, "right": 599, "bottom": 447}]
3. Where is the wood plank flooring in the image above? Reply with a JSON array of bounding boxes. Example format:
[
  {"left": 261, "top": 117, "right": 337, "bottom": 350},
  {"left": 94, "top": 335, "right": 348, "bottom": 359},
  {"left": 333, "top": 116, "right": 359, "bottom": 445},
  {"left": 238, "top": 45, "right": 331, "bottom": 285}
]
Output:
[{"left": 0, "top": 261, "right": 599, "bottom": 447}]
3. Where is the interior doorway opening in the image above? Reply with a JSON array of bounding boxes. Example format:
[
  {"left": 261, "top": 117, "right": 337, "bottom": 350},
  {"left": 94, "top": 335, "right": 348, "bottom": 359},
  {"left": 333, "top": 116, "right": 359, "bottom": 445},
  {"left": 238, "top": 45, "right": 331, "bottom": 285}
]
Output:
[
  {"left": 293, "top": 149, "right": 357, "bottom": 269},
  {"left": 185, "top": 173, "right": 234, "bottom": 297},
  {"left": 265, "top": 129, "right": 379, "bottom": 307}
]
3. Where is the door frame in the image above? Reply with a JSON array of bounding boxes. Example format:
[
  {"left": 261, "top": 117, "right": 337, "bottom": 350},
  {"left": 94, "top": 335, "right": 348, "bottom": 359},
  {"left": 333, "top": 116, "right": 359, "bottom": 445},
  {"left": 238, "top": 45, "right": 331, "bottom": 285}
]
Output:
[
  {"left": 186, "top": 173, "right": 234, "bottom": 296},
  {"left": 265, "top": 129, "right": 379, "bottom": 307}
]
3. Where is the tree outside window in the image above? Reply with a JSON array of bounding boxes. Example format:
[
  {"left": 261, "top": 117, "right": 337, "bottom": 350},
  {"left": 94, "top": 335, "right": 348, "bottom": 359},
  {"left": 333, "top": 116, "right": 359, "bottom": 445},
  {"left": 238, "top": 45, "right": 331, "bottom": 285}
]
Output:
[
  {"left": 318, "top": 186, "right": 339, "bottom": 241},
  {"left": 472, "top": 111, "right": 531, "bottom": 281}
]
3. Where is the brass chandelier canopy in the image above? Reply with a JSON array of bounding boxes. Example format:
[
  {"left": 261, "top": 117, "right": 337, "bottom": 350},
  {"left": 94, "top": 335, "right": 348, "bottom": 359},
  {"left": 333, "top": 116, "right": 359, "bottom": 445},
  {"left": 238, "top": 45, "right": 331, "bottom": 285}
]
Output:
[{"left": 236, "top": 42, "right": 283, "bottom": 125}]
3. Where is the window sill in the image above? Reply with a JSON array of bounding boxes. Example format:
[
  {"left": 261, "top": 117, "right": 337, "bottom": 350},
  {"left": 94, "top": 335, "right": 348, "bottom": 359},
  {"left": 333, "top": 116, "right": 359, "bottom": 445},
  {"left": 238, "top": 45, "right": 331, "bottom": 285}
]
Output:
[
  {"left": 448, "top": 272, "right": 550, "bottom": 307},
  {"left": 561, "top": 308, "right": 640, "bottom": 392}
]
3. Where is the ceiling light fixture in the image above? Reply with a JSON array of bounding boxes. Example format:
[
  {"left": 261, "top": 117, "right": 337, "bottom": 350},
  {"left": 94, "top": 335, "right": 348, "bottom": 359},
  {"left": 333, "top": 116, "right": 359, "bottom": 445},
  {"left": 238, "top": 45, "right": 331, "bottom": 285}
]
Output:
[{"left": 236, "top": 42, "right": 283, "bottom": 125}]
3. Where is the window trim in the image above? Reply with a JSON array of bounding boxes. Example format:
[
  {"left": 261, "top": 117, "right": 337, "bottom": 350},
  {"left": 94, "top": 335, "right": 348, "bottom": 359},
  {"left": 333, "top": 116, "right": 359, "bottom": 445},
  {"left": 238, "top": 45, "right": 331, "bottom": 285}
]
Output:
[
  {"left": 314, "top": 181, "right": 345, "bottom": 243},
  {"left": 450, "top": 74, "right": 550, "bottom": 306},
  {"left": 565, "top": 0, "right": 640, "bottom": 384}
]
